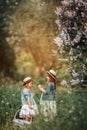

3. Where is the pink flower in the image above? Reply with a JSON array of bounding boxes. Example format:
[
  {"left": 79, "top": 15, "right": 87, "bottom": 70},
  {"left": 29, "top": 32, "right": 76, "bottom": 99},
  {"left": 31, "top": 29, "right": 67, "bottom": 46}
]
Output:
[
  {"left": 61, "top": 0, "right": 72, "bottom": 6},
  {"left": 84, "top": 24, "right": 87, "bottom": 33},
  {"left": 55, "top": 7, "right": 63, "bottom": 16},
  {"left": 65, "top": 11, "right": 76, "bottom": 18},
  {"left": 55, "top": 19, "right": 62, "bottom": 30}
]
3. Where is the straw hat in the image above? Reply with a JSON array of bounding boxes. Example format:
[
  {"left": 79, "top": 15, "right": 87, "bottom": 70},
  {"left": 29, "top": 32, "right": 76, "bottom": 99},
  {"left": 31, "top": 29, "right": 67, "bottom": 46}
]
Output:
[
  {"left": 23, "top": 77, "right": 32, "bottom": 85},
  {"left": 47, "top": 69, "right": 56, "bottom": 79}
]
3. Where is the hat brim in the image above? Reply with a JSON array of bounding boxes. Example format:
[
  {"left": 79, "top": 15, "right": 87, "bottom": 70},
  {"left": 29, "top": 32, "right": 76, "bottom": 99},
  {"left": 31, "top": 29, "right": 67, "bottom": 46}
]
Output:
[
  {"left": 47, "top": 71, "right": 56, "bottom": 79},
  {"left": 23, "top": 79, "right": 32, "bottom": 85}
]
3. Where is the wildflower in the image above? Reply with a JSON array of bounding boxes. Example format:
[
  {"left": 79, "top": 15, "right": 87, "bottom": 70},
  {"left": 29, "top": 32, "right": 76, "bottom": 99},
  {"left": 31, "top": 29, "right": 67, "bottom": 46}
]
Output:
[
  {"left": 70, "top": 56, "right": 73, "bottom": 61},
  {"left": 69, "top": 48, "right": 73, "bottom": 55},
  {"left": 12, "top": 94, "right": 15, "bottom": 97},
  {"left": 72, "top": 117, "right": 77, "bottom": 121},
  {"left": 72, "top": 32, "right": 82, "bottom": 43},
  {"left": 79, "top": 111, "right": 82, "bottom": 115},
  {"left": 60, "top": 80, "right": 67, "bottom": 87},
  {"left": 69, "top": 110, "right": 73, "bottom": 113},
  {"left": 6, "top": 112, "right": 9, "bottom": 115},
  {"left": 72, "top": 106, "right": 75, "bottom": 110},
  {"left": 70, "top": 79, "right": 80, "bottom": 85},
  {"left": 1, "top": 100, "right": 5, "bottom": 104},
  {"left": 6, "top": 102, "right": 9, "bottom": 105},
  {"left": 60, "top": 100, "right": 63, "bottom": 103},
  {"left": 67, "top": 90, "right": 71, "bottom": 94},
  {"left": 71, "top": 70, "right": 79, "bottom": 78}
]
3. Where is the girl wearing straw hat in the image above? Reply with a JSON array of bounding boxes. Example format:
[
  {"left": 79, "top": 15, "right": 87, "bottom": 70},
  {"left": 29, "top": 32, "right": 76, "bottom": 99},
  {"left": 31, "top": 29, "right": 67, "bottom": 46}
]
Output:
[
  {"left": 19, "top": 77, "right": 38, "bottom": 121},
  {"left": 38, "top": 69, "right": 57, "bottom": 121}
]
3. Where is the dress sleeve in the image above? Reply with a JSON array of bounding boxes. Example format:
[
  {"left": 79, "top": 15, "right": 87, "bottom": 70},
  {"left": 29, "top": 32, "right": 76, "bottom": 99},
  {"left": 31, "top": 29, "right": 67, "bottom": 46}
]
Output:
[{"left": 23, "top": 88, "right": 31, "bottom": 100}]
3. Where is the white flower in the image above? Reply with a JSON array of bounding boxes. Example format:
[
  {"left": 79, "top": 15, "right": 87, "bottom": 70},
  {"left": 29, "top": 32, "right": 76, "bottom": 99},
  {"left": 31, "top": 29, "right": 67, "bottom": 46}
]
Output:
[
  {"left": 72, "top": 106, "right": 75, "bottom": 110},
  {"left": 72, "top": 117, "right": 77, "bottom": 121},
  {"left": 70, "top": 79, "right": 80, "bottom": 85},
  {"left": 69, "top": 48, "right": 73, "bottom": 55},
  {"left": 79, "top": 111, "right": 82, "bottom": 115},
  {"left": 72, "top": 70, "right": 79, "bottom": 78},
  {"left": 55, "top": 19, "right": 61, "bottom": 29},
  {"left": 6, "top": 102, "right": 9, "bottom": 105},
  {"left": 73, "top": 32, "right": 82, "bottom": 43},
  {"left": 67, "top": 90, "right": 72, "bottom": 94},
  {"left": 55, "top": 7, "right": 63, "bottom": 16},
  {"left": 86, "top": 58, "right": 87, "bottom": 63},
  {"left": 69, "top": 110, "right": 73, "bottom": 113},
  {"left": 60, "top": 80, "right": 67, "bottom": 86},
  {"left": 60, "top": 100, "right": 63, "bottom": 103},
  {"left": 12, "top": 94, "right": 15, "bottom": 97},
  {"left": 1, "top": 100, "right": 5, "bottom": 104},
  {"left": 52, "top": 49, "right": 58, "bottom": 56},
  {"left": 70, "top": 56, "right": 73, "bottom": 61},
  {"left": 6, "top": 112, "right": 9, "bottom": 115},
  {"left": 54, "top": 37, "right": 63, "bottom": 47}
]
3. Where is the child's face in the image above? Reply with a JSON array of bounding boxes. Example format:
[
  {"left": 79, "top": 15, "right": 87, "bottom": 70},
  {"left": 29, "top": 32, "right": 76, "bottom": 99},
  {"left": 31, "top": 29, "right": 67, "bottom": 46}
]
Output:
[
  {"left": 27, "top": 81, "right": 33, "bottom": 89},
  {"left": 46, "top": 75, "right": 50, "bottom": 82}
]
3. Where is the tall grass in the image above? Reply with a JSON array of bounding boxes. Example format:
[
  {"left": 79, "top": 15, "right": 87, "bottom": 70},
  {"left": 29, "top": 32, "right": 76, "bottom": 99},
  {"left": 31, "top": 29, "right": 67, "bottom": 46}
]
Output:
[{"left": 0, "top": 83, "right": 87, "bottom": 130}]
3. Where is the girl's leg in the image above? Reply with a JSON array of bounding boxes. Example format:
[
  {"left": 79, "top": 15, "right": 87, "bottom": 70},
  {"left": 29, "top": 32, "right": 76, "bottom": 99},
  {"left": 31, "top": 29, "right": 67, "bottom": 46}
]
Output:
[{"left": 24, "top": 116, "right": 31, "bottom": 121}]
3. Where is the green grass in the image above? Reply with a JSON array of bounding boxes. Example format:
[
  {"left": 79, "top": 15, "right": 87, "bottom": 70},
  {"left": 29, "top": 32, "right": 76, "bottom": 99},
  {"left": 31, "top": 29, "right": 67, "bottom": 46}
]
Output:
[{"left": 0, "top": 83, "right": 87, "bottom": 130}]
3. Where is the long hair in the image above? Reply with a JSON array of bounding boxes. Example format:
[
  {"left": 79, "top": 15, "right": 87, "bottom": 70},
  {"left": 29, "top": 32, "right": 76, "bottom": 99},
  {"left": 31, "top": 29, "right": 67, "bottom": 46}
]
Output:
[
  {"left": 21, "top": 79, "right": 33, "bottom": 92},
  {"left": 47, "top": 74, "right": 56, "bottom": 90}
]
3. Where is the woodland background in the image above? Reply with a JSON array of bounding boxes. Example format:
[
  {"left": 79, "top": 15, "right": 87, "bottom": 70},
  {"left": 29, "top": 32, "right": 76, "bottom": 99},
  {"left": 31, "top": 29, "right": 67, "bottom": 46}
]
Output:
[{"left": 0, "top": 0, "right": 87, "bottom": 130}]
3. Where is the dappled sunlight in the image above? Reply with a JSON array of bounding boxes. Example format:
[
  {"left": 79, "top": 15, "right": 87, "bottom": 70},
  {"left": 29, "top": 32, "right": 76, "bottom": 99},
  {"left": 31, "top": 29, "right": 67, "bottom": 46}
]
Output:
[{"left": 4, "top": 0, "right": 59, "bottom": 77}]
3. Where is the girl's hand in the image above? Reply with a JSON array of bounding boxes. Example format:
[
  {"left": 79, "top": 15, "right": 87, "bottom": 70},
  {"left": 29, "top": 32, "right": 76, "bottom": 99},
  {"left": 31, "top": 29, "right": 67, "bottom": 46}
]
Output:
[
  {"left": 38, "top": 85, "right": 42, "bottom": 89},
  {"left": 38, "top": 85, "right": 45, "bottom": 92},
  {"left": 29, "top": 105, "right": 33, "bottom": 109}
]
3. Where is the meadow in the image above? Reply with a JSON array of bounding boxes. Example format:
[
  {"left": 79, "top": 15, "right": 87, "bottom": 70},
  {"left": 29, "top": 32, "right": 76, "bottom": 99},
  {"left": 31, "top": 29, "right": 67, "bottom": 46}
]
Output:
[{"left": 0, "top": 81, "right": 87, "bottom": 130}]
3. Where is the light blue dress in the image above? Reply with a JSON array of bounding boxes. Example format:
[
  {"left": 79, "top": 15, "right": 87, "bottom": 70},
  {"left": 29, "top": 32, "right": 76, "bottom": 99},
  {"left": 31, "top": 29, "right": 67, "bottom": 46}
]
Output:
[
  {"left": 19, "top": 88, "right": 38, "bottom": 118},
  {"left": 21, "top": 88, "right": 36, "bottom": 105}
]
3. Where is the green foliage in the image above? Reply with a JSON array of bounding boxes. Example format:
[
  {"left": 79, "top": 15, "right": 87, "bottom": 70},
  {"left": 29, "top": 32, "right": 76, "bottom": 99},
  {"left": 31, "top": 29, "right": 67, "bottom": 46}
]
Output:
[
  {"left": 0, "top": 0, "right": 22, "bottom": 78},
  {"left": 0, "top": 82, "right": 87, "bottom": 130},
  {"left": 0, "top": 83, "right": 21, "bottom": 126}
]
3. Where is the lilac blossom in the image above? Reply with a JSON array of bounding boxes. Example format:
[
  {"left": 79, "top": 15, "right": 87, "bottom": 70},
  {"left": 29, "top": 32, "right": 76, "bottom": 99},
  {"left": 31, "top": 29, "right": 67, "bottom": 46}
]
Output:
[
  {"left": 60, "top": 80, "right": 68, "bottom": 87},
  {"left": 55, "top": 7, "right": 63, "bottom": 16},
  {"left": 72, "top": 32, "right": 82, "bottom": 43},
  {"left": 61, "top": 0, "right": 73, "bottom": 7},
  {"left": 65, "top": 11, "right": 76, "bottom": 18},
  {"left": 54, "top": 37, "right": 63, "bottom": 47},
  {"left": 54, "top": 0, "right": 87, "bottom": 86}
]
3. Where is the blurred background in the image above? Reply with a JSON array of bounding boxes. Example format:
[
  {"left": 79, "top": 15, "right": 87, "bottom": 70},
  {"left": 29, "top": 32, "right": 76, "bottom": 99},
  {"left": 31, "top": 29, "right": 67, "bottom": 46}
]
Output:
[{"left": 0, "top": 0, "right": 67, "bottom": 82}]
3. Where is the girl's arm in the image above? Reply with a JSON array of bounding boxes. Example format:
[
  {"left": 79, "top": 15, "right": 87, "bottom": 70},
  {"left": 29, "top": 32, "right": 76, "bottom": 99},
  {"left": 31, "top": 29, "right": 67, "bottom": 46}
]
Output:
[
  {"left": 27, "top": 97, "right": 33, "bottom": 109},
  {"left": 38, "top": 85, "right": 46, "bottom": 93}
]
